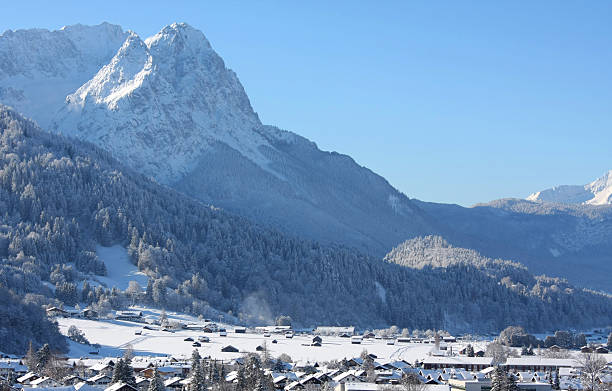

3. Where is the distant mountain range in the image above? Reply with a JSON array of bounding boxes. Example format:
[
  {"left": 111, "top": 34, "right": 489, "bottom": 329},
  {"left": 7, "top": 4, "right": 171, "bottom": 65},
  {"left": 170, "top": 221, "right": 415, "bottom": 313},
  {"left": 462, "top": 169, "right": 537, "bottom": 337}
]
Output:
[
  {"left": 528, "top": 170, "right": 612, "bottom": 205},
  {"left": 0, "top": 22, "right": 610, "bottom": 292}
]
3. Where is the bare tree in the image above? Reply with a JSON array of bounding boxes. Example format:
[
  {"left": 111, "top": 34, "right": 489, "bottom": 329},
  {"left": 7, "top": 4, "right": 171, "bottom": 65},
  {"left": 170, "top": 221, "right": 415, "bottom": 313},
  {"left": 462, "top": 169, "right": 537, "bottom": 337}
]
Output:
[
  {"left": 401, "top": 372, "right": 426, "bottom": 391},
  {"left": 578, "top": 353, "right": 607, "bottom": 391},
  {"left": 486, "top": 342, "right": 510, "bottom": 365}
]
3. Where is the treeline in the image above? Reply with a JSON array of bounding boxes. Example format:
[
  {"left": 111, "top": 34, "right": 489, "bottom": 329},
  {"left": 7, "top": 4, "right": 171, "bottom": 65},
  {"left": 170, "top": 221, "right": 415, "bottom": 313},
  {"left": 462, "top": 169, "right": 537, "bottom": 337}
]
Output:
[
  {"left": 0, "top": 285, "right": 67, "bottom": 354},
  {"left": 0, "top": 105, "right": 611, "bottom": 353}
]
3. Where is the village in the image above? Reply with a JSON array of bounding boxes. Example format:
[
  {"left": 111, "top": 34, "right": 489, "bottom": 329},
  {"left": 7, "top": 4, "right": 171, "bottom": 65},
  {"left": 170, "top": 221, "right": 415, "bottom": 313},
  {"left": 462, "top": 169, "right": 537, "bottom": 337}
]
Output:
[{"left": 0, "top": 308, "right": 610, "bottom": 391}]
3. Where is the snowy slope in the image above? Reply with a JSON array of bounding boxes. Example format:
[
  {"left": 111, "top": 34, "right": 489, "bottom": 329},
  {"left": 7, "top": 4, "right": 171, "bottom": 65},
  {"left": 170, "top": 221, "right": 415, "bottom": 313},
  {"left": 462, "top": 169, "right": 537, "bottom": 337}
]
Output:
[
  {"left": 527, "top": 170, "right": 612, "bottom": 205},
  {"left": 94, "top": 245, "right": 148, "bottom": 290},
  {"left": 0, "top": 23, "right": 129, "bottom": 129}
]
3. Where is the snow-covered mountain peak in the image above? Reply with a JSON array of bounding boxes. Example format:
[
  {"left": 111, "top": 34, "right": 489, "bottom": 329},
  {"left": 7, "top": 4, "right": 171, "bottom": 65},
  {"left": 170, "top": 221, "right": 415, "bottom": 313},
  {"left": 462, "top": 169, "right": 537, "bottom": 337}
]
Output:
[
  {"left": 145, "top": 22, "right": 212, "bottom": 51},
  {"left": 0, "top": 23, "right": 129, "bottom": 128},
  {"left": 52, "top": 23, "right": 269, "bottom": 182},
  {"left": 527, "top": 169, "right": 612, "bottom": 205}
]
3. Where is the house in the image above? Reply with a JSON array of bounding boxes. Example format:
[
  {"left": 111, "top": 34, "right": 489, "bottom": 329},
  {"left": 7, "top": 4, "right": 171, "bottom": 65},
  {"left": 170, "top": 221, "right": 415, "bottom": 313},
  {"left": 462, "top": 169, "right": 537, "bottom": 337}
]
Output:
[
  {"left": 312, "top": 336, "right": 322, "bottom": 344},
  {"left": 595, "top": 346, "right": 609, "bottom": 354},
  {"left": 351, "top": 336, "right": 363, "bottom": 345},
  {"left": 422, "top": 357, "right": 494, "bottom": 371},
  {"left": 300, "top": 374, "right": 322, "bottom": 386},
  {"left": 164, "top": 376, "right": 183, "bottom": 390},
  {"left": 87, "top": 373, "right": 112, "bottom": 386},
  {"left": 449, "top": 378, "right": 551, "bottom": 391},
  {"left": 115, "top": 311, "right": 144, "bottom": 322},
  {"left": 104, "top": 382, "right": 138, "bottom": 391},
  {"left": 88, "top": 360, "right": 115, "bottom": 376},
  {"left": 221, "top": 345, "right": 239, "bottom": 353},
  {"left": 234, "top": 327, "right": 246, "bottom": 334},
  {"left": 63, "top": 375, "right": 86, "bottom": 385},
  {"left": 134, "top": 376, "right": 150, "bottom": 391},
  {"left": 82, "top": 309, "right": 99, "bottom": 319},
  {"left": 30, "top": 376, "right": 58, "bottom": 388},
  {"left": 17, "top": 372, "right": 39, "bottom": 385},
  {"left": 0, "top": 359, "right": 27, "bottom": 377},
  {"left": 503, "top": 358, "right": 577, "bottom": 372},
  {"left": 285, "top": 380, "right": 305, "bottom": 390},
  {"left": 333, "top": 372, "right": 364, "bottom": 384},
  {"left": 46, "top": 306, "right": 69, "bottom": 318},
  {"left": 256, "top": 345, "right": 265, "bottom": 352}
]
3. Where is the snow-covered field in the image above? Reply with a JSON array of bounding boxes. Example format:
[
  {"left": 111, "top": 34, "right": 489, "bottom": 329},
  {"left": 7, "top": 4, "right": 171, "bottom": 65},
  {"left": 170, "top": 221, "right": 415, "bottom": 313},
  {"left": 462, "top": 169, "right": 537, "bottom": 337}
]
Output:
[{"left": 56, "top": 311, "right": 488, "bottom": 363}]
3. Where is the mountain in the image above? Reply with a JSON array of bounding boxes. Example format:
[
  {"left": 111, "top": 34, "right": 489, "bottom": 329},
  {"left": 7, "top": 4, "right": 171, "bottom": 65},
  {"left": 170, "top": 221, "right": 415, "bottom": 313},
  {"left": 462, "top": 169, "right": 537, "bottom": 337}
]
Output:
[
  {"left": 0, "top": 23, "right": 129, "bottom": 129},
  {"left": 1, "top": 23, "right": 611, "bottom": 291},
  {"left": 415, "top": 198, "right": 612, "bottom": 291},
  {"left": 1, "top": 105, "right": 611, "bottom": 340},
  {"left": 0, "top": 21, "right": 430, "bottom": 256},
  {"left": 527, "top": 170, "right": 612, "bottom": 205}
]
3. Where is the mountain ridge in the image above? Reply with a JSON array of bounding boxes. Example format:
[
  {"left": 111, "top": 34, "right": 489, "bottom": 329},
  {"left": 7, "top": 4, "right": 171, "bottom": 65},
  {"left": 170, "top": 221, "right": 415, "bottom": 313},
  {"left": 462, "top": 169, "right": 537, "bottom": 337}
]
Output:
[{"left": 527, "top": 169, "right": 612, "bottom": 205}]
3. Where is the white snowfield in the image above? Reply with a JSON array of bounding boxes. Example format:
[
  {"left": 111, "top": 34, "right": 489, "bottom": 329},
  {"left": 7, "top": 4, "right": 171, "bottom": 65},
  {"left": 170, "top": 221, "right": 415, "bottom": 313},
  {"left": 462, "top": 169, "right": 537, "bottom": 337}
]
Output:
[
  {"left": 527, "top": 169, "right": 612, "bottom": 205},
  {"left": 93, "top": 245, "right": 148, "bottom": 290},
  {"left": 56, "top": 313, "right": 483, "bottom": 363}
]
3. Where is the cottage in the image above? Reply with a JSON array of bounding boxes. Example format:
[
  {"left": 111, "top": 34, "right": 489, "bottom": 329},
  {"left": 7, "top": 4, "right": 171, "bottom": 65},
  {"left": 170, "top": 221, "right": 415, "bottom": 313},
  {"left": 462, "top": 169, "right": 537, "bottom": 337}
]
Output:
[
  {"left": 46, "top": 306, "right": 69, "bottom": 318},
  {"left": 17, "top": 372, "right": 39, "bottom": 385},
  {"left": 30, "top": 376, "right": 58, "bottom": 388},
  {"left": 0, "top": 359, "right": 27, "bottom": 377},
  {"left": 87, "top": 373, "right": 112, "bottom": 386},
  {"left": 164, "top": 376, "right": 183, "bottom": 390},
  {"left": 82, "top": 309, "right": 99, "bottom": 319},
  {"left": 221, "top": 345, "right": 239, "bottom": 353},
  {"left": 333, "top": 372, "right": 364, "bottom": 384},
  {"left": 115, "top": 311, "right": 144, "bottom": 322},
  {"left": 351, "top": 336, "right": 363, "bottom": 345},
  {"left": 104, "top": 382, "right": 138, "bottom": 391}
]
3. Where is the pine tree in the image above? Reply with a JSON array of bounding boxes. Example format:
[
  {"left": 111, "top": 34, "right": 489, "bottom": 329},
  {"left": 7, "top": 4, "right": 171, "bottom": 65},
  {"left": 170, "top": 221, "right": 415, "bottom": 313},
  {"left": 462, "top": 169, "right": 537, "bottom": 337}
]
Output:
[
  {"left": 36, "top": 344, "right": 51, "bottom": 372},
  {"left": 466, "top": 344, "right": 475, "bottom": 357},
  {"left": 235, "top": 366, "right": 246, "bottom": 391},
  {"left": 490, "top": 367, "right": 507, "bottom": 391},
  {"left": 191, "top": 349, "right": 201, "bottom": 374},
  {"left": 24, "top": 341, "right": 37, "bottom": 371},
  {"left": 506, "top": 373, "right": 519, "bottom": 391},
  {"left": 111, "top": 359, "right": 125, "bottom": 384},
  {"left": 190, "top": 357, "right": 205, "bottom": 391},
  {"left": 122, "top": 358, "right": 136, "bottom": 387},
  {"left": 148, "top": 368, "right": 165, "bottom": 391}
]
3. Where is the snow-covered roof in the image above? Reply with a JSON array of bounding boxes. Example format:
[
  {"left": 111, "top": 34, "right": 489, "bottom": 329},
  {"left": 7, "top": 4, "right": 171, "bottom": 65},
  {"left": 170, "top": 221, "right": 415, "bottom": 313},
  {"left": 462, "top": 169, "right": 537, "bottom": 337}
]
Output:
[
  {"left": 503, "top": 358, "right": 579, "bottom": 368},
  {"left": 422, "top": 357, "right": 493, "bottom": 366}
]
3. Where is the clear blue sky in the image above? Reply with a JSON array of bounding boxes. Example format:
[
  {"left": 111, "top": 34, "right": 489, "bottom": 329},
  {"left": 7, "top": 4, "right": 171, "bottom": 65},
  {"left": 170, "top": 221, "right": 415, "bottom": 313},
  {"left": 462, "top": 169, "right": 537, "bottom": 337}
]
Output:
[{"left": 3, "top": 1, "right": 611, "bottom": 206}]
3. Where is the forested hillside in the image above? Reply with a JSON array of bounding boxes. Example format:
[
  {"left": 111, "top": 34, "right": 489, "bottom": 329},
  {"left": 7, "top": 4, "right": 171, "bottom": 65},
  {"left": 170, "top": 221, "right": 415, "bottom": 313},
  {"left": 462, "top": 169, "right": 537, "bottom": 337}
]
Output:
[{"left": 1, "top": 105, "right": 611, "bottom": 354}]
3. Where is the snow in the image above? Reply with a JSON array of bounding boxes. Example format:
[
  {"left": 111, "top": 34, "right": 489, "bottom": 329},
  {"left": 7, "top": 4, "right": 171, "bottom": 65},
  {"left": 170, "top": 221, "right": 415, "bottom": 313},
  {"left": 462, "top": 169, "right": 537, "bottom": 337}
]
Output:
[
  {"left": 0, "top": 23, "right": 129, "bottom": 129},
  {"left": 527, "top": 169, "right": 612, "bottom": 205},
  {"left": 93, "top": 245, "right": 148, "bottom": 290},
  {"left": 56, "top": 309, "right": 475, "bottom": 363},
  {"left": 51, "top": 22, "right": 275, "bottom": 185}
]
